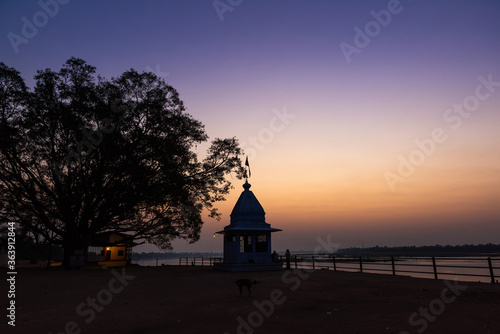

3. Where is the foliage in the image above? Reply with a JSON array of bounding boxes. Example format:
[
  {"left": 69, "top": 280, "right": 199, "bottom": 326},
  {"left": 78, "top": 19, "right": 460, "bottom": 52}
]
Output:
[{"left": 0, "top": 58, "right": 245, "bottom": 265}]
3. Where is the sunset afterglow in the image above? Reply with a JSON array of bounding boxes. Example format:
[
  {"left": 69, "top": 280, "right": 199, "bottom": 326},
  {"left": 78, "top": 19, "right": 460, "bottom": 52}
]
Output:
[{"left": 2, "top": 0, "right": 499, "bottom": 252}]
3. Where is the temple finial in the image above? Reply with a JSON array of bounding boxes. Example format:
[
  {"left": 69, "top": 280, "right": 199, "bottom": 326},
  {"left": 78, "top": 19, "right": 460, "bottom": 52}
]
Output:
[{"left": 245, "top": 156, "right": 251, "bottom": 180}]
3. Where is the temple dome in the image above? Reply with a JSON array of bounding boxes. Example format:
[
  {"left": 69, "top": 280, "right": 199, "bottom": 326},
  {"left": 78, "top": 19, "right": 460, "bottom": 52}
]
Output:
[
  {"left": 230, "top": 181, "right": 266, "bottom": 224},
  {"left": 214, "top": 180, "right": 281, "bottom": 232}
]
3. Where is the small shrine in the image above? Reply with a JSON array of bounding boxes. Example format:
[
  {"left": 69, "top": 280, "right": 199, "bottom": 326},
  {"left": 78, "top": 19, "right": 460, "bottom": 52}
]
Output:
[
  {"left": 87, "top": 232, "right": 137, "bottom": 267},
  {"left": 214, "top": 180, "right": 282, "bottom": 272}
]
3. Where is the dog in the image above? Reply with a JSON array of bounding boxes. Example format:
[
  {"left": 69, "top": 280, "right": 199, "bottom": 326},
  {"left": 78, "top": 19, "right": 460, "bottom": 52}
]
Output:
[{"left": 235, "top": 279, "right": 258, "bottom": 296}]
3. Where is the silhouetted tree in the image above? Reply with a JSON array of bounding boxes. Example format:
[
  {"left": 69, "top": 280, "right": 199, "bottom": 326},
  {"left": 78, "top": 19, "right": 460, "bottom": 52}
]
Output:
[
  {"left": 0, "top": 223, "right": 51, "bottom": 263},
  {"left": 0, "top": 58, "right": 245, "bottom": 266}
]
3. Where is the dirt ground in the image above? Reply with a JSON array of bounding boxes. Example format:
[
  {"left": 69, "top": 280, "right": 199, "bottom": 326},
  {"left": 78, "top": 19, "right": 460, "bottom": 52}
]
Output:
[{"left": 1, "top": 265, "right": 499, "bottom": 334}]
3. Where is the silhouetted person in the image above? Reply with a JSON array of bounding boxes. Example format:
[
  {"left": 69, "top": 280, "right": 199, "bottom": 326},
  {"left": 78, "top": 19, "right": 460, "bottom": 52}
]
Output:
[
  {"left": 272, "top": 250, "right": 279, "bottom": 262},
  {"left": 235, "top": 279, "right": 258, "bottom": 296},
  {"left": 285, "top": 249, "right": 291, "bottom": 269}
]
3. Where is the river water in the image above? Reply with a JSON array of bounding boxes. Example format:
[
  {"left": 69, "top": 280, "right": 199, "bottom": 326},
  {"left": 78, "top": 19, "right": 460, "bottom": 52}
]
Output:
[
  {"left": 295, "top": 257, "right": 499, "bottom": 283},
  {"left": 132, "top": 256, "right": 500, "bottom": 283}
]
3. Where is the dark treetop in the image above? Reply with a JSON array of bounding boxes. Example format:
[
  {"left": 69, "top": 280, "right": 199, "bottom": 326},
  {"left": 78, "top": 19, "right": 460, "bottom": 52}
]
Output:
[{"left": 0, "top": 58, "right": 245, "bottom": 265}]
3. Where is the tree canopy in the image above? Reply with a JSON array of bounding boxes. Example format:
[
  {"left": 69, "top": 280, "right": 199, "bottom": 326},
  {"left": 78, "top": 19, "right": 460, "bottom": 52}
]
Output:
[{"left": 0, "top": 58, "right": 244, "bottom": 265}]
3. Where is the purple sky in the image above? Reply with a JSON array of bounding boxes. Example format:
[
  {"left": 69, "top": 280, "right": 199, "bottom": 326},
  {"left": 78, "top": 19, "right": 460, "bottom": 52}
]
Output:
[{"left": 2, "top": 0, "right": 500, "bottom": 252}]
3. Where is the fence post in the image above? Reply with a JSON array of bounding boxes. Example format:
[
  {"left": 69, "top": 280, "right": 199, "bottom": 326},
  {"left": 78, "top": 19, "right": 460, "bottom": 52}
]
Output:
[
  {"left": 312, "top": 255, "right": 315, "bottom": 270},
  {"left": 432, "top": 256, "right": 438, "bottom": 280},
  {"left": 210, "top": 257, "right": 212, "bottom": 266},
  {"left": 487, "top": 257, "right": 495, "bottom": 284},
  {"left": 294, "top": 255, "right": 298, "bottom": 269},
  {"left": 391, "top": 257, "right": 396, "bottom": 276},
  {"left": 202, "top": 257, "right": 204, "bottom": 266},
  {"left": 333, "top": 256, "right": 336, "bottom": 271},
  {"left": 179, "top": 257, "right": 181, "bottom": 265},
  {"left": 156, "top": 258, "right": 158, "bottom": 266},
  {"left": 359, "top": 256, "right": 363, "bottom": 273}
]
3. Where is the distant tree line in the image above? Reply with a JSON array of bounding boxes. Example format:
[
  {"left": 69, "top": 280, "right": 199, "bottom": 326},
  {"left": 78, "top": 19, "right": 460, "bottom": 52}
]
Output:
[
  {"left": 336, "top": 244, "right": 500, "bottom": 257},
  {"left": 5, "top": 242, "right": 499, "bottom": 263}
]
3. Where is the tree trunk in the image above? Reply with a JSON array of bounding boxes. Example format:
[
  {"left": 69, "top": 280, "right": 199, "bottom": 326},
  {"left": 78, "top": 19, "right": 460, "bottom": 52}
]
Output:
[
  {"left": 29, "top": 250, "right": 40, "bottom": 264},
  {"left": 62, "top": 241, "right": 75, "bottom": 267},
  {"left": 62, "top": 235, "right": 89, "bottom": 268}
]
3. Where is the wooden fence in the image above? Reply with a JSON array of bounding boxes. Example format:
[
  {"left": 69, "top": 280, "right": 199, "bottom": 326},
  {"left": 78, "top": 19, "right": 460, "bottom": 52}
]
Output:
[
  {"left": 178, "top": 256, "right": 222, "bottom": 266},
  {"left": 178, "top": 255, "right": 499, "bottom": 283}
]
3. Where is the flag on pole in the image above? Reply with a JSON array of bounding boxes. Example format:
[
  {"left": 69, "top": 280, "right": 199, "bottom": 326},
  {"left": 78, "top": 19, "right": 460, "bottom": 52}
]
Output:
[{"left": 245, "top": 156, "right": 251, "bottom": 178}]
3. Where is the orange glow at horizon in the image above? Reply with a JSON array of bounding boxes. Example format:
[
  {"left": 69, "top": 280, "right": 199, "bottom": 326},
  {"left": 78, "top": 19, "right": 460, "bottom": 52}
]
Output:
[{"left": 211, "top": 137, "right": 500, "bottom": 240}]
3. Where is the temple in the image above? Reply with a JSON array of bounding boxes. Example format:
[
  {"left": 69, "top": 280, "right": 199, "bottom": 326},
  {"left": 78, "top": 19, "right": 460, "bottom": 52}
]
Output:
[{"left": 214, "top": 180, "right": 282, "bottom": 271}]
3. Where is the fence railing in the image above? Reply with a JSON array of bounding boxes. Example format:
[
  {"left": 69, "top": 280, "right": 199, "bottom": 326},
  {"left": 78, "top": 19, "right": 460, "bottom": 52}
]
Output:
[
  {"left": 178, "top": 257, "right": 222, "bottom": 266},
  {"left": 179, "top": 254, "right": 499, "bottom": 283},
  {"left": 280, "top": 255, "right": 499, "bottom": 283}
]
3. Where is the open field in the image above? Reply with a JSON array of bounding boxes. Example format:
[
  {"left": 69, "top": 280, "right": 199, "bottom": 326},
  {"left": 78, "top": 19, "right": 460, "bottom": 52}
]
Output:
[{"left": 1, "top": 266, "right": 499, "bottom": 334}]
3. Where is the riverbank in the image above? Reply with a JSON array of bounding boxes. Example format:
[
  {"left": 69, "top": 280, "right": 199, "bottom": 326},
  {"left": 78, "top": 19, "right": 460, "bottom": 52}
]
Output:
[{"left": 1, "top": 266, "right": 499, "bottom": 333}]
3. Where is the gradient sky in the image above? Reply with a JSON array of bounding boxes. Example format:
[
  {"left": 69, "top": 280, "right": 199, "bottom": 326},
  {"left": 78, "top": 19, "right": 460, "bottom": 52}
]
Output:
[{"left": 1, "top": 0, "right": 499, "bottom": 252}]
